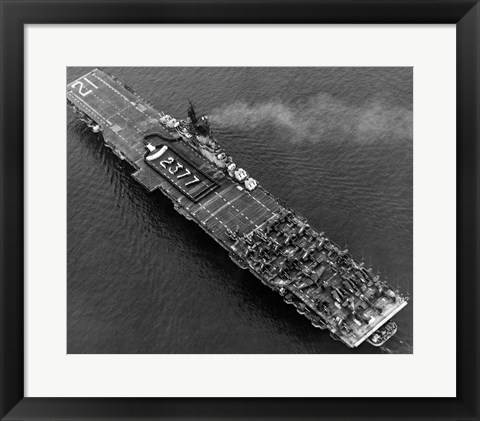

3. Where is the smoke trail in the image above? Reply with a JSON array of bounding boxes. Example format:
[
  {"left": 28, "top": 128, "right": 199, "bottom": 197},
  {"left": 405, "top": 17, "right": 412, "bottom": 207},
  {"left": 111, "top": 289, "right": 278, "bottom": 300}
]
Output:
[{"left": 209, "top": 93, "right": 412, "bottom": 143}]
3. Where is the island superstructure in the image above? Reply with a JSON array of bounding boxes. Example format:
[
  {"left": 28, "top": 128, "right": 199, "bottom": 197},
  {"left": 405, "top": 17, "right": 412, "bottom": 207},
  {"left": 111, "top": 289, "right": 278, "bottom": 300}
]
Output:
[{"left": 67, "top": 68, "right": 408, "bottom": 348}]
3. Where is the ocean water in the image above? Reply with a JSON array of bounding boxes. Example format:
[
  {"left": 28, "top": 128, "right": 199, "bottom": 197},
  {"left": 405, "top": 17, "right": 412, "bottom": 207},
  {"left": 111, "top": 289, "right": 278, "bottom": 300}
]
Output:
[{"left": 67, "top": 67, "right": 413, "bottom": 354}]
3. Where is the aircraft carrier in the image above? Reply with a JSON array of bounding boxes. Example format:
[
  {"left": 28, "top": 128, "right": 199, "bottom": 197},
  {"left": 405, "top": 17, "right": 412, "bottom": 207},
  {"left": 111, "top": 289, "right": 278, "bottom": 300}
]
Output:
[{"left": 67, "top": 68, "right": 408, "bottom": 348}]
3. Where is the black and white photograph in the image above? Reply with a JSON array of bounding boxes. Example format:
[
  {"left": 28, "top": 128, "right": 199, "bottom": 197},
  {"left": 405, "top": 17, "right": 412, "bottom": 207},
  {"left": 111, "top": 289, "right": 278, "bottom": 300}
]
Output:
[
  {"left": 67, "top": 66, "right": 413, "bottom": 354},
  {"left": 4, "top": 0, "right": 479, "bottom": 417}
]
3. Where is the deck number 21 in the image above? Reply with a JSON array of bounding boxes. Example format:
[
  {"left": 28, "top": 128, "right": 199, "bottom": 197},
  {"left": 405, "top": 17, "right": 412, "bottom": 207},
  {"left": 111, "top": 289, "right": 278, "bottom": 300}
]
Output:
[{"left": 71, "top": 77, "right": 98, "bottom": 97}]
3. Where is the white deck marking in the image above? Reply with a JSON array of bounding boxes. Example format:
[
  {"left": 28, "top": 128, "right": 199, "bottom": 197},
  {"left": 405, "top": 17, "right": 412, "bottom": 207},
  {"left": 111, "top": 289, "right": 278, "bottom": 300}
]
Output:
[
  {"left": 71, "top": 70, "right": 281, "bottom": 239},
  {"left": 68, "top": 91, "right": 110, "bottom": 127},
  {"left": 190, "top": 178, "right": 280, "bottom": 236},
  {"left": 194, "top": 202, "right": 228, "bottom": 229},
  {"left": 246, "top": 213, "right": 278, "bottom": 236},
  {"left": 106, "top": 103, "right": 134, "bottom": 120},
  {"left": 92, "top": 73, "right": 143, "bottom": 114},
  {"left": 84, "top": 77, "right": 99, "bottom": 89},
  {"left": 211, "top": 191, "right": 255, "bottom": 223},
  {"left": 67, "top": 70, "right": 95, "bottom": 89},
  {"left": 87, "top": 90, "right": 144, "bottom": 133}
]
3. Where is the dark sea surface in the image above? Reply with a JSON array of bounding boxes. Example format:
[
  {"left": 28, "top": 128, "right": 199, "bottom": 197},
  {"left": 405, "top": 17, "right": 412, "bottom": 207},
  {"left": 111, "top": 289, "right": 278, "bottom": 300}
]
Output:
[{"left": 67, "top": 67, "right": 413, "bottom": 354}]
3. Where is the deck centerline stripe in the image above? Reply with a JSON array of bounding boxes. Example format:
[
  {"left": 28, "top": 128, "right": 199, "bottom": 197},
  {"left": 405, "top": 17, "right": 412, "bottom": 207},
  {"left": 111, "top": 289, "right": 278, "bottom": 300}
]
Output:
[{"left": 68, "top": 92, "right": 109, "bottom": 126}]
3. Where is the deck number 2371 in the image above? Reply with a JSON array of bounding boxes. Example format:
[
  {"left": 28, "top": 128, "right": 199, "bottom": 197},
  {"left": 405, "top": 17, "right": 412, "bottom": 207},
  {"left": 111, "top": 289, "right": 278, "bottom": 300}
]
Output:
[{"left": 160, "top": 157, "right": 200, "bottom": 187}]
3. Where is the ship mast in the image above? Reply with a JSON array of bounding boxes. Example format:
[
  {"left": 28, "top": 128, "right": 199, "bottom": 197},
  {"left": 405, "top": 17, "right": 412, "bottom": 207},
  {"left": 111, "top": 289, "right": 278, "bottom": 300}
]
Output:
[
  {"left": 188, "top": 99, "right": 198, "bottom": 125},
  {"left": 187, "top": 99, "right": 211, "bottom": 137}
]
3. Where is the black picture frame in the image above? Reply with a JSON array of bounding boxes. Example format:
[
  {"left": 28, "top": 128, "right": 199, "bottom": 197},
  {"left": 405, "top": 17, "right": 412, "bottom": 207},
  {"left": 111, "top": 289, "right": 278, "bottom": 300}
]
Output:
[{"left": 1, "top": 1, "right": 479, "bottom": 420}]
